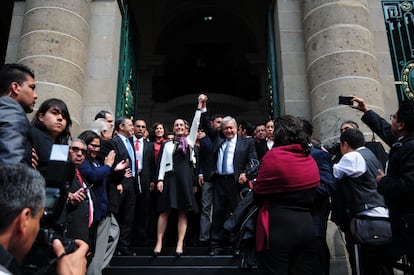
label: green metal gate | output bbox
[382,1,414,103]
[116,1,138,119]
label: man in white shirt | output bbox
[333,128,393,275]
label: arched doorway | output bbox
[128,0,270,127]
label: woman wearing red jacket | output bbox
[254,115,320,275]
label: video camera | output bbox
[23,145,78,275]
[314,142,341,156]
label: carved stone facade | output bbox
[5,0,397,143]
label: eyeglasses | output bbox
[89,143,100,148]
[70,146,87,155]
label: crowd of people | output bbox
[1,63,414,275]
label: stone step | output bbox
[103,246,260,275]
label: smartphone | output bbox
[84,184,93,191]
[338,96,353,105]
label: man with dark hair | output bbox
[132,119,155,245]
[352,96,414,268]
[238,120,254,138]
[254,122,267,161]
[0,63,37,166]
[101,117,136,256]
[210,114,223,130]
[0,163,89,275]
[197,114,222,246]
[340,120,388,169]
[333,128,393,274]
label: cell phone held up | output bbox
[338,96,353,105]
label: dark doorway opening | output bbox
[0,0,14,64]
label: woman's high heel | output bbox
[153,250,161,257]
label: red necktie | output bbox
[75,169,93,227]
[134,139,140,171]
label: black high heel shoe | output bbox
[153,250,161,257]
[175,251,183,258]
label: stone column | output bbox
[303,0,385,143]
[17,0,91,133]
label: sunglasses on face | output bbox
[70,146,87,155]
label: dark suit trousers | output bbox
[134,189,151,244]
[210,174,240,246]
[116,178,136,250]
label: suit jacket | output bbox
[362,110,414,214]
[197,136,214,179]
[201,112,258,183]
[131,137,155,192]
[100,135,135,213]
[255,138,268,161]
[78,159,111,222]
[66,174,95,244]
[0,96,32,166]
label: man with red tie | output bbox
[132,119,155,245]
[66,138,95,248]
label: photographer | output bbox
[0,163,89,275]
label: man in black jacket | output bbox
[201,107,258,256]
[352,95,414,268]
[132,119,155,245]
[101,117,136,256]
[0,63,37,167]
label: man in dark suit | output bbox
[66,138,95,247]
[201,110,258,256]
[101,117,136,256]
[254,122,267,161]
[132,119,155,245]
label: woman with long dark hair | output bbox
[31,98,72,174]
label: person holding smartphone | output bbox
[351,95,414,268]
[66,138,96,250]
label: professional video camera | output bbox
[23,145,78,275]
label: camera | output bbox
[314,142,341,156]
[23,155,77,274]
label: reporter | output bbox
[0,163,88,275]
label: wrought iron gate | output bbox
[382,1,414,103]
[116,1,138,119]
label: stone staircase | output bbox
[103,245,260,275]
[102,221,354,275]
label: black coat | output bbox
[201,113,258,182]
[362,110,414,214]
[100,135,135,214]
[0,96,32,166]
